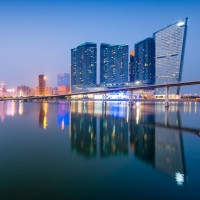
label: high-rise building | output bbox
[100,43,110,84]
[154,18,188,94]
[57,73,70,86]
[71,42,97,90]
[129,50,136,82]
[134,37,155,84]
[38,75,46,96]
[100,43,128,85]
[57,73,70,95]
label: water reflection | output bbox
[100,105,128,157]
[70,101,186,186]
[1,100,198,186]
[71,102,97,157]
[0,101,5,122]
[39,103,48,130]
[18,102,24,116]
[154,104,186,185]
[129,103,155,164]
[0,101,19,122]
[57,101,70,131]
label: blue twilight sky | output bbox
[0,0,200,93]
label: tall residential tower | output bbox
[100,43,128,85]
[129,50,136,82]
[134,37,155,84]
[71,42,97,91]
[38,75,46,96]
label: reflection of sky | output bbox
[57,101,70,130]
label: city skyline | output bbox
[1,0,200,94]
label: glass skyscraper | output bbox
[135,37,155,84]
[100,43,128,85]
[71,42,97,88]
[154,18,188,94]
[57,73,70,86]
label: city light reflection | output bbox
[6,101,16,117]
[57,101,70,131]
[175,172,184,186]
[39,103,48,130]
[1,100,199,187]
[18,102,24,116]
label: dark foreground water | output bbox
[0,101,200,200]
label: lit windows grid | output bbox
[100,44,128,85]
[71,43,97,88]
[154,18,188,94]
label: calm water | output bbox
[0,101,200,200]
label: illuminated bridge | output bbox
[1,80,200,107]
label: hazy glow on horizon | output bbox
[0,0,200,94]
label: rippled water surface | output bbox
[0,101,200,200]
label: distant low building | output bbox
[53,87,58,95]
[0,81,6,97]
[46,87,53,96]
[30,87,35,96]
[5,88,16,97]
[17,86,31,97]
[57,86,70,95]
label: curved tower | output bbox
[154,18,188,94]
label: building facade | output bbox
[0,81,6,97]
[134,37,155,84]
[17,86,31,97]
[38,74,46,96]
[154,18,188,94]
[100,43,128,85]
[129,50,136,82]
[71,42,97,91]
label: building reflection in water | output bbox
[70,101,129,158]
[155,104,186,186]
[0,101,18,122]
[70,101,186,185]
[39,103,48,130]
[129,102,155,164]
[57,101,70,131]
[18,102,24,116]
[0,101,25,123]
[0,101,6,122]
[130,102,186,186]
[6,101,16,117]
[0,100,189,185]
[71,101,96,158]
[100,102,128,157]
